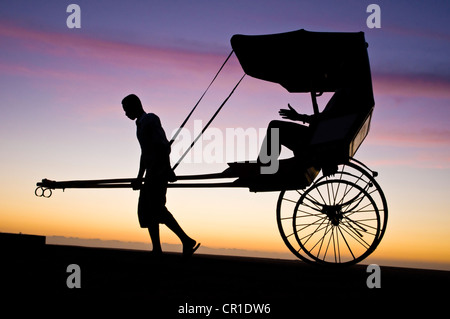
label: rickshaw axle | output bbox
[323,205,343,226]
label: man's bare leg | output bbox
[148,223,162,255]
[164,212,200,256]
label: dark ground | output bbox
[1,233,448,316]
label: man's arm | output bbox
[132,154,146,190]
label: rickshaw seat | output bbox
[306,106,373,167]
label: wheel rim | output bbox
[293,180,380,265]
[277,189,316,264]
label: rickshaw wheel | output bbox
[293,180,380,265]
[315,161,388,245]
[276,159,387,266]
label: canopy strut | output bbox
[172,73,245,171]
[169,50,235,146]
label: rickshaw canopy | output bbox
[231,29,373,96]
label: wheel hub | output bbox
[323,205,343,226]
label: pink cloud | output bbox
[365,155,450,169]
[372,73,450,99]
[369,127,450,147]
[0,20,238,75]
[0,20,247,110]
[364,126,450,168]
[387,24,450,43]
[3,20,450,100]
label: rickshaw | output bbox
[36,29,388,266]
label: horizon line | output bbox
[20,233,450,272]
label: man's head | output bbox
[122,94,145,120]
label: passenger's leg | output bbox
[258,120,309,162]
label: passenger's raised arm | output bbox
[279,104,312,124]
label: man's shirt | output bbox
[136,112,170,172]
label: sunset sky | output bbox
[1,0,449,270]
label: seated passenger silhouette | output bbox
[258,88,367,165]
[122,94,200,257]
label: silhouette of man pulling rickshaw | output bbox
[122,94,200,257]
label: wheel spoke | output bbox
[343,195,372,214]
[310,222,333,259]
[343,216,379,233]
[337,226,356,260]
[322,225,334,261]
[297,216,329,247]
[282,197,299,204]
[339,221,372,249]
[303,192,324,210]
[299,200,323,214]
[314,184,328,207]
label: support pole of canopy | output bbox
[172,74,246,171]
[169,50,234,146]
[310,92,322,115]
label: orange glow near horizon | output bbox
[3,181,450,269]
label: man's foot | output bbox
[182,240,200,258]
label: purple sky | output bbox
[1,0,449,269]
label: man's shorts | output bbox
[137,178,172,228]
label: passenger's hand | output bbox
[279,104,301,121]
